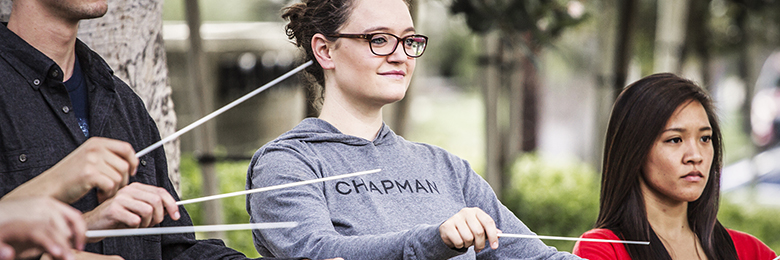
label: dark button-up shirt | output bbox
[0,23,293,260]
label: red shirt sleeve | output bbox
[573,229,632,260]
[727,229,777,260]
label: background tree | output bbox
[0,0,181,192]
[450,0,586,197]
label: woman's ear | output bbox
[312,33,335,70]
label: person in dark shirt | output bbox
[0,0,306,259]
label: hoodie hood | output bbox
[274,118,398,146]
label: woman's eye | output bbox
[370,36,388,45]
[701,136,712,142]
[665,137,682,144]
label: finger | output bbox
[455,220,474,249]
[102,151,131,188]
[48,212,74,248]
[464,213,486,252]
[103,139,138,177]
[130,183,179,221]
[155,187,180,221]
[0,242,14,260]
[107,196,147,228]
[56,203,86,250]
[124,200,154,228]
[475,211,499,250]
[439,222,462,248]
[125,184,168,225]
[28,229,65,260]
[89,161,122,201]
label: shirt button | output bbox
[62,106,70,113]
[33,79,41,86]
[51,70,59,78]
[18,154,27,163]
[141,160,147,166]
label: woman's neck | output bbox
[318,91,384,141]
[641,179,690,236]
[641,179,707,260]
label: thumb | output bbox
[0,242,15,260]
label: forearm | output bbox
[3,174,65,201]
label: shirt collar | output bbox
[0,22,60,90]
[0,23,116,92]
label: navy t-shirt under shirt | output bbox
[64,56,89,137]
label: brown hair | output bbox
[597,73,738,259]
[282,0,355,103]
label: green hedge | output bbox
[719,199,780,252]
[179,154,260,258]
[501,153,600,252]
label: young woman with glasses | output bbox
[572,73,777,260]
[245,0,581,259]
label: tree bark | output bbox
[184,0,224,240]
[613,0,637,99]
[735,6,754,137]
[592,0,619,170]
[484,31,504,198]
[683,0,712,90]
[653,0,689,73]
[0,2,9,21]
[519,33,540,153]
[0,0,181,193]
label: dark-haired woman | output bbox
[572,73,777,260]
[245,0,581,259]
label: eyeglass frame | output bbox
[326,32,428,58]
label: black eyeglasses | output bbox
[327,33,428,58]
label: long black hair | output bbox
[597,73,738,259]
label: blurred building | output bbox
[163,22,305,157]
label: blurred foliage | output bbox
[709,0,780,54]
[180,154,261,258]
[501,153,600,252]
[719,199,780,252]
[450,0,588,43]
[428,28,481,89]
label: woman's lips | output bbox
[682,171,704,182]
[379,70,406,79]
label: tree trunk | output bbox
[184,0,224,241]
[0,0,181,193]
[592,0,619,169]
[735,6,754,136]
[520,33,540,153]
[388,0,421,136]
[0,2,9,21]
[683,0,712,90]
[505,33,523,171]
[613,0,637,99]
[653,0,689,73]
[484,31,504,198]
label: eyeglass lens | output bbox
[369,33,427,57]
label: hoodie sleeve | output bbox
[246,144,465,260]
[455,158,582,260]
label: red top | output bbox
[573,228,777,260]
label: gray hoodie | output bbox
[246,118,581,260]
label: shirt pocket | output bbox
[0,147,62,196]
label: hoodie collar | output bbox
[279,118,399,146]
